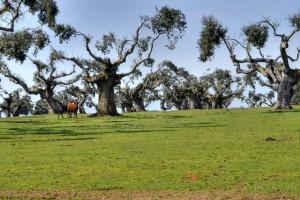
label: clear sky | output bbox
[1,0,300,110]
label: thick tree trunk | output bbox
[46,97,65,114]
[160,99,167,111]
[180,98,188,110]
[78,98,86,114]
[275,75,293,109]
[187,96,200,109]
[131,83,146,112]
[6,100,12,117]
[97,79,118,116]
[173,101,181,110]
[121,104,125,113]
[121,102,133,112]
[217,99,224,109]
[133,97,146,112]
[211,99,217,109]
[6,107,11,117]
[79,107,86,114]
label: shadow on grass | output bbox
[0,120,48,125]
[0,136,15,140]
[120,113,194,120]
[61,129,176,137]
[30,137,97,142]
[1,125,177,139]
[0,115,225,141]
[262,109,300,114]
[6,127,75,135]
[163,122,226,129]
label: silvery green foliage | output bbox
[289,12,300,29]
[0,29,49,62]
[24,0,58,28]
[201,69,244,108]
[95,32,116,55]
[54,24,77,43]
[198,16,227,62]
[151,6,187,49]
[243,24,269,48]
[0,89,33,117]
[241,90,275,107]
[198,12,300,109]
[0,0,58,61]
[0,0,58,31]
[32,99,48,115]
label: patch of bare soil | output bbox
[0,190,298,200]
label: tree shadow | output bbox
[0,136,15,140]
[4,127,76,136]
[114,129,175,134]
[162,122,226,129]
[29,137,97,142]
[262,109,300,114]
[0,120,48,125]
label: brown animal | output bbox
[67,100,78,118]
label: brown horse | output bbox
[67,100,78,118]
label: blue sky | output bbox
[52,0,300,75]
[2,0,300,110]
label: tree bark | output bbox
[5,98,12,117]
[45,96,66,114]
[275,75,293,109]
[180,98,188,110]
[187,96,201,109]
[96,78,119,116]
[133,97,146,112]
[78,97,86,114]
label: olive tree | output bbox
[149,61,198,110]
[241,90,275,108]
[201,69,243,109]
[57,6,187,116]
[0,51,80,114]
[0,0,60,62]
[32,98,48,115]
[0,88,33,117]
[198,13,300,109]
[115,85,134,113]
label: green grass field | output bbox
[0,108,300,199]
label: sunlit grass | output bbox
[0,107,300,196]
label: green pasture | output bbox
[0,108,300,196]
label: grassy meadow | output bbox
[0,107,300,198]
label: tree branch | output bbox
[0,1,22,32]
[117,34,160,78]
[54,74,81,86]
[0,65,39,95]
[288,48,300,62]
[287,28,300,41]
[52,65,76,79]
[222,38,274,74]
[113,19,149,66]
[75,32,109,64]
[259,20,284,38]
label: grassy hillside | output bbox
[0,108,300,198]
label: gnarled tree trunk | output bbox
[132,97,146,112]
[78,97,86,114]
[96,78,119,116]
[275,75,292,109]
[275,70,300,109]
[45,96,66,114]
[187,96,201,109]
